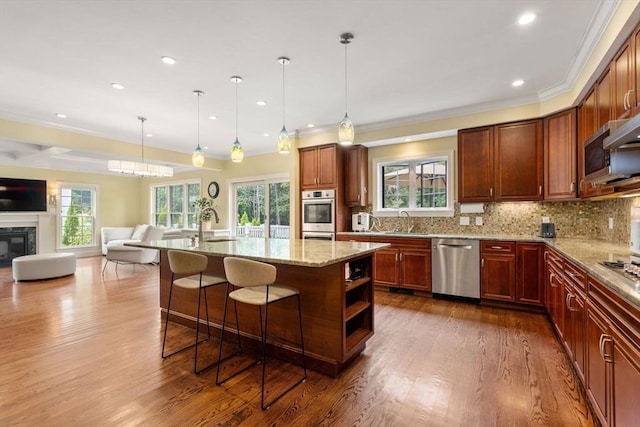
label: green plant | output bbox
[193,197,219,223]
[239,211,249,226]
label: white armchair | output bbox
[101,224,165,255]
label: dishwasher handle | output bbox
[436,243,474,250]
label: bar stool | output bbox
[216,256,307,410]
[162,250,239,374]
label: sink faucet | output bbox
[398,210,414,233]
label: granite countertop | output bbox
[339,231,640,309]
[127,237,389,268]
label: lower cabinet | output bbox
[371,237,431,292]
[516,242,544,305]
[481,241,516,301]
[586,276,640,427]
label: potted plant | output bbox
[193,197,219,240]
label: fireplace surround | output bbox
[0,227,36,267]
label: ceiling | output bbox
[0,0,629,174]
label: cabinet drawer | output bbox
[481,241,515,254]
[546,248,563,271]
[564,259,587,292]
[370,236,431,249]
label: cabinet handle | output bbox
[481,258,484,268]
[565,293,571,308]
[357,194,360,201]
[544,251,548,261]
[570,182,575,192]
[539,185,542,196]
[549,272,557,287]
[364,187,367,194]
[601,335,613,363]
[399,253,403,262]
[579,179,584,192]
[490,187,493,197]
[566,293,578,312]
[395,253,398,262]
[624,91,629,110]
[599,334,605,360]
[490,245,503,249]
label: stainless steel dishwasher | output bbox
[431,238,480,299]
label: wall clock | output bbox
[207,181,219,199]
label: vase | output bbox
[198,220,204,243]
[202,220,212,231]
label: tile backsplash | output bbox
[367,196,639,244]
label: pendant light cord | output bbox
[282,60,286,127]
[235,81,239,139]
[139,116,146,162]
[344,40,348,114]
[197,92,201,147]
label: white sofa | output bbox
[100,224,165,256]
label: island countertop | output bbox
[127,237,389,267]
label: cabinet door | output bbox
[597,69,612,129]
[317,145,337,188]
[458,127,493,202]
[563,284,575,358]
[481,253,515,301]
[573,292,586,383]
[300,147,319,189]
[374,248,400,286]
[578,89,598,198]
[612,39,634,120]
[586,302,611,427]
[544,109,577,200]
[494,120,543,201]
[547,263,565,337]
[345,145,368,207]
[612,328,640,427]
[400,249,431,291]
[516,243,544,305]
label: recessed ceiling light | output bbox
[55,113,66,118]
[518,12,536,25]
[256,100,267,106]
[307,123,315,128]
[203,146,209,150]
[209,115,217,120]
[161,56,176,65]
[111,83,124,90]
[512,79,525,87]
[263,133,270,137]
[146,133,153,138]
[404,138,412,142]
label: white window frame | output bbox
[373,150,455,217]
[228,173,290,237]
[56,182,98,250]
[150,179,201,229]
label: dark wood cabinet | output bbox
[597,69,613,130]
[544,109,577,200]
[300,144,339,190]
[344,145,368,207]
[611,327,640,426]
[458,120,543,203]
[480,241,515,302]
[458,127,493,202]
[612,39,634,120]
[369,236,431,292]
[586,299,611,427]
[634,25,640,112]
[545,248,566,338]
[515,242,544,305]
[494,120,544,201]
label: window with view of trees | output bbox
[376,153,452,214]
[152,181,200,228]
[59,184,96,248]
[233,178,289,238]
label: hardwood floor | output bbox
[0,256,595,426]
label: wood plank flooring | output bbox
[0,256,595,426]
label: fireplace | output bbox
[0,227,36,268]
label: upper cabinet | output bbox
[544,108,577,200]
[458,119,543,203]
[344,145,368,207]
[300,144,339,190]
[612,38,635,120]
[596,68,613,129]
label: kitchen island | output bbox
[128,237,389,377]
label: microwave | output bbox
[584,121,640,185]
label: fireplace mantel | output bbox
[0,213,55,254]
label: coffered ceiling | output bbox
[0,0,634,174]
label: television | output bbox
[0,178,47,212]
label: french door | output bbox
[232,178,290,239]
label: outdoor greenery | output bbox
[235,182,290,226]
[61,188,93,246]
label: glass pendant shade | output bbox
[338,113,354,145]
[192,144,205,167]
[277,126,290,154]
[230,138,243,162]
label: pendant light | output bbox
[108,116,173,177]
[230,76,244,163]
[338,32,354,145]
[277,57,291,154]
[192,90,205,167]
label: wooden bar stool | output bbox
[216,256,307,410]
[162,250,240,374]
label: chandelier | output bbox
[108,116,173,177]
